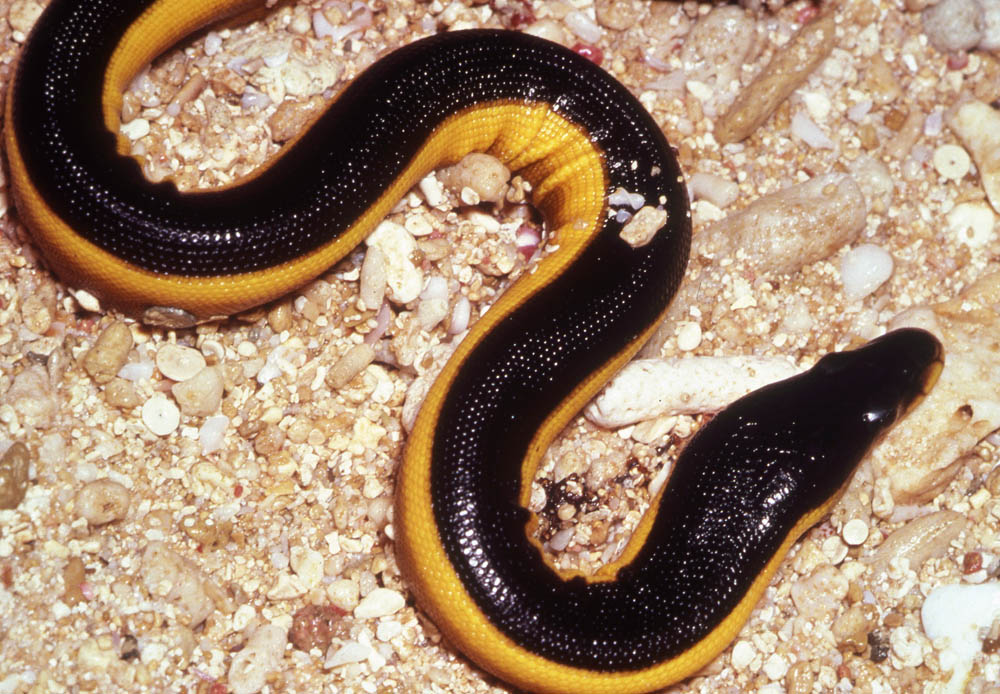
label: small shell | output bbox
[354,587,405,619]
[141,394,181,436]
[932,144,972,180]
[156,343,206,381]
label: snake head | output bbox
[812,327,943,437]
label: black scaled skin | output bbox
[7,0,944,683]
[431,327,942,670]
[10,3,689,278]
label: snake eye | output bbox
[862,404,897,430]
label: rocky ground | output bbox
[2,0,1000,693]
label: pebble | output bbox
[791,111,835,150]
[76,638,116,671]
[289,546,324,590]
[948,101,1000,214]
[404,213,435,237]
[204,31,222,55]
[449,295,471,334]
[418,173,446,207]
[62,556,86,606]
[257,343,298,385]
[680,6,756,89]
[762,653,789,681]
[253,423,285,457]
[619,206,667,248]
[548,527,574,551]
[367,365,396,404]
[118,357,154,382]
[70,288,102,312]
[832,603,873,653]
[982,0,1000,50]
[731,640,756,669]
[267,573,306,600]
[359,246,387,311]
[477,242,518,275]
[630,415,677,445]
[199,415,229,455]
[327,344,375,390]
[821,535,849,564]
[802,91,832,123]
[367,496,391,527]
[459,186,481,205]
[268,96,323,143]
[0,442,31,510]
[82,321,133,385]
[140,541,215,627]
[228,624,287,694]
[74,479,130,525]
[365,221,422,304]
[278,59,334,98]
[267,303,293,333]
[586,355,799,427]
[925,108,946,137]
[327,578,361,612]
[354,587,405,619]
[891,624,928,668]
[156,343,206,381]
[840,244,894,300]
[609,186,645,210]
[7,0,43,38]
[325,640,371,668]
[289,605,345,652]
[37,434,64,469]
[675,321,702,351]
[921,0,984,53]
[120,118,150,140]
[565,10,602,43]
[923,583,1000,693]
[847,99,873,123]
[687,172,740,209]
[594,0,638,29]
[6,365,57,428]
[376,620,402,642]
[848,154,895,213]
[417,276,450,330]
[523,19,569,46]
[437,153,510,204]
[104,378,142,409]
[141,394,181,436]
[790,564,848,620]
[242,88,271,112]
[171,366,224,417]
[933,144,972,180]
[20,293,52,335]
